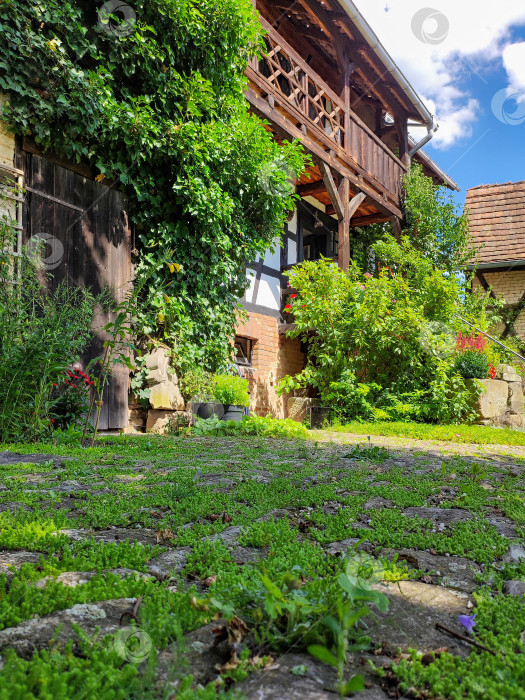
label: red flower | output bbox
[301,305,306,309]
[489,364,496,379]
[291,294,297,299]
[70,384,78,389]
[53,383,58,387]
[284,305,292,312]
[51,419,55,423]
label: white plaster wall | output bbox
[253,273,280,310]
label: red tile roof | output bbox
[466,181,525,265]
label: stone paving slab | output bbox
[0,598,137,658]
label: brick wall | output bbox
[473,271,525,338]
[236,311,305,418]
[0,95,15,168]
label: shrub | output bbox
[191,414,309,439]
[0,279,97,442]
[278,238,490,424]
[212,374,250,406]
[179,368,214,402]
[50,367,95,430]
[0,219,97,441]
[453,350,490,379]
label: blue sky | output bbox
[352,0,525,205]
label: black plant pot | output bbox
[194,402,224,420]
[222,405,245,422]
[310,406,331,430]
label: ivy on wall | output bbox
[0,0,307,370]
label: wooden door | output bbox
[19,149,132,430]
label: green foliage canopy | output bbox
[0,0,306,370]
[402,163,474,273]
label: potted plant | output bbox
[212,374,250,422]
[179,369,221,420]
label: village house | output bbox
[234,0,458,418]
[0,1,459,428]
[466,181,525,345]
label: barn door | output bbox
[19,150,132,430]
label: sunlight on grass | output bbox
[331,421,525,446]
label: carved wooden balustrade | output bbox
[246,19,407,210]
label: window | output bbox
[234,336,253,367]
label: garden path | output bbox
[0,434,523,698]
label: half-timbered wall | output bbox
[237,210,308,417]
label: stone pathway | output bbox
[0,433,523,698]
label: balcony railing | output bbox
[247,19,407,204]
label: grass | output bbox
[331,420,525,446]
[0,433,523,698]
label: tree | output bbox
[402,163,474,273]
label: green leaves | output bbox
[0,0,308,372]
[307,644,338,667]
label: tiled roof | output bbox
[466,181,525,265]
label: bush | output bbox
[453,350,490,379]
[0,199,97,442]
[179,368,214,402]
[212,374,250,406]
[50,367,95,430]
[192,414,309,439]
[278,237,491,424]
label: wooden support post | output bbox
[396,114,410,167]
[348,192,366,219]
[319,161,344,221]
[338,177,350,271]
[390,215,402,242]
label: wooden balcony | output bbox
[246,18,407,218]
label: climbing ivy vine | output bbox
[0,0,307,370]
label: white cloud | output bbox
[351,0,525,148]
[502,42,525,92]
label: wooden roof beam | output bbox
[296,179,326,197]
[295,0,347,67]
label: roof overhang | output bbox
[411,139,460,191]
[467,261,525,272]
[336,0,435,127]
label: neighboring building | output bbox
[466,181,525,343]
[235,0,458,417]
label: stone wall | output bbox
[470,364,525,427]
[235,311,306,418]
[473,272,525,339]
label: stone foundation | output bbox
[469,364,525,427]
